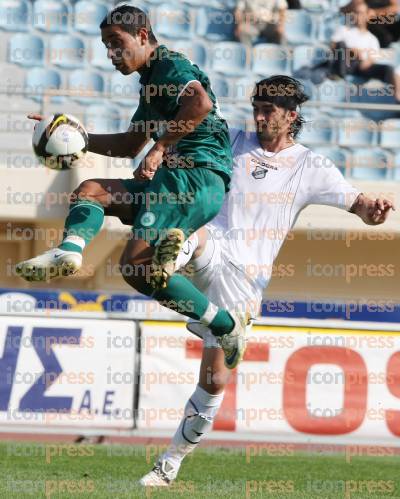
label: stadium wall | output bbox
[0,290,399,447]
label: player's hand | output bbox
[357,195,395,225]
[133,142,165,181]
[27,113,45,121]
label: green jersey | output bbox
[130,45,232,185]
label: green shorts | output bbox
[120,167,226,245]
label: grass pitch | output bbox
[1,441,400,498]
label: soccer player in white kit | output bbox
[139,76,394,486]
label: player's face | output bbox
[101,25,147,74]
[252,101,291,141]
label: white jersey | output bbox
[208,129,361,291]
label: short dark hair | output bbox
[100,5,158,45]
[252,76,309,138]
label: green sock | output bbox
[58,200,104,253]
[152,274,234,335]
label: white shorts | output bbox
[184,230,262,348]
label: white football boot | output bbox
[217,310,252,369]
[150,228,185,289]
[15,248,82,282]
[139,458,179,487]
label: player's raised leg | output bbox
[119,169,250,369]
[15,178,144,281]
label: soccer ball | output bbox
[32,113,89,170]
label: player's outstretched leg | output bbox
[15,179,134,282]
[139,346,228,487]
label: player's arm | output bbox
[134,81,213,180]
[87,129,149,158]
[28,113,150,159]
[349,193,395,225]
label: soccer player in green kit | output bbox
[16,4,249,368]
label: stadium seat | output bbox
[292,45,330,73]
[169,40,207,69]
[379,119,400,149]
[0,0,29,32]
[49,35,86,69]
[298,117,334,145]
[33,0,70,33]
[251,44,291,76]
[220,106,248,130]
[317,79,348,104]
[317,13,343,43]
[284,10,315,45]
[110,71,141,105]
[154,4,192,39]
[211,42,247,76]
[232,77,255,101]
[8,34,45,67]
[25,68,62,102]
[393,151,400,180]
[195,7,235,41]
[68,70,104,103]
[85,104,121,134]
[337,118,378,147]
[74,1,109,36]
[90,37,114,72]
[208,75,232,99]
[350,147,390,180]
[312,146,350,175]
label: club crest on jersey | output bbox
[251,165,267,179]
[250,158,278,179]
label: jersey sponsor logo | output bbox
[140,212,156,227]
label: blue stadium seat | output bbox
[90,37,113,71]
[68,70,104,103]
[350,147,390,180]
[393,151,400,180]
[252,44,291,76]
[292,44,330,73]
[298,117,334,145]
[312,146,350,175]
[8,33,44,67]
[110,71,141,105]
[49,35,86,69]
[169,40,207,69]
[0,0,29,32]
[211,42,247,76]
[33,0,70,33]
[209,75,232,99]
[284,10,315,45]
[380,119,400,149]
[337,118,378,147]
[232,77,255,101]
[317,13,343,43]
[25,68,62,102]
[74,1,109,35]
[220,106,248,130]
[195,7,235,41]
[317,80,348,104]
[85,104,121,134]
[154,4,192,39]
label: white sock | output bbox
[160,384,224,469]
[175,233,199,271]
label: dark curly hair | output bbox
[252,75,309,138]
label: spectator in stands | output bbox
[330,1,400,100]
[341,0,400,48]
[234,0,288,45]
